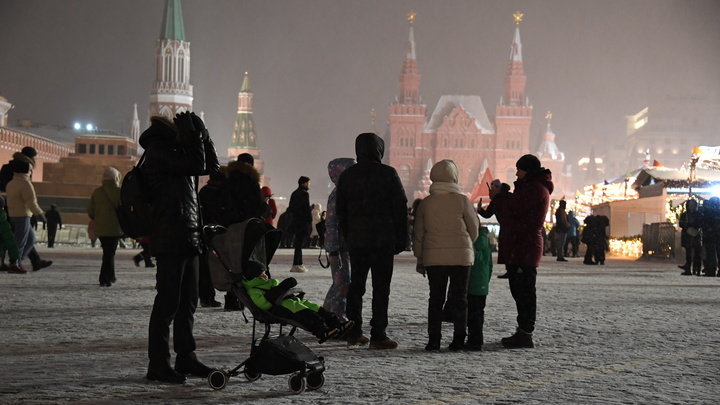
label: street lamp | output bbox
[689,153,700,196]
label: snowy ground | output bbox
[1,245,718,404]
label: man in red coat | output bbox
[490,154,553,348]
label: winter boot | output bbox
[425,334,441,352]
[501,328,534,349]
[448,334,466,352]
[224,292,242,311]
[465,335,483,351]
[28,249,52,271]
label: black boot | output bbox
[224,292,242,311]
[448,334,466,352]
[501,329,534,348]
[28,249,52,271]
[425,334,441,352]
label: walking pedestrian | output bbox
[44,204,62,248]
[87,167,123,287]
[678,199,703,276]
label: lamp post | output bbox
[689,153,700,196]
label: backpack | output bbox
[0,163,14,192]
[116,153,153,239]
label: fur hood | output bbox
[226,160,261,184]
[12,151,36,168]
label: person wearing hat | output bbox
[0,146,37,192]
[5,159,52,271]
[288,176,312,273]
[87,167,123,287]
[44,203,63,248]
[489,153,553,348]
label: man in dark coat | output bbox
[336,132,408,349]
[701,197,720,277]
[490,154,553,348]
[288,176,312,273]
[141,113,220,384]
[678,199,703,276]
[44,204,62,248]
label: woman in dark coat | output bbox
[490,154,553,348]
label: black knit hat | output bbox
[516,154,541,173]
[12,160,30,174]
[21,146,37,158]
[298,176,310,185]
[243,260,267,280]
[238,153,254,166]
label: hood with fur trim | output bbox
[226,159,261,183]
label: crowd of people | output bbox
[10,111,712,387]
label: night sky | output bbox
[1,0,719,203]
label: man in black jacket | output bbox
[336,132,408,349]
[288,176,312,273]
[141,113,220,384]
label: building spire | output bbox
[502,12,527,106]
[241,71,250,92]
[149,0,192,120]
[131,103,140,144]
[230,71,258,149]
[398,11,421,105]
[160,0,186,40]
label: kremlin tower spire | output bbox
[228,72,266,181]
[503,12,528,107]
[149,0,193,121]
[131,103,140,144]
[388,11,428,198]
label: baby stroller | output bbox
[204,218,326,394]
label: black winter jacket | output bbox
[288,185,311,235]
[139,116,220,256]
[336,133,408,252]
[220,160,266,226]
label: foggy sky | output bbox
[1,0,719,204]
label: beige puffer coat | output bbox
[413,160,479,267]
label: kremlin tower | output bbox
[149,0,193,121]
[228,72,267,184]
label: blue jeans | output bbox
[10,216,35,260]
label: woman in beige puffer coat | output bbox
[413,159,479,352]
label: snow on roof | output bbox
[643,167,720,182]
[424,95,493,133]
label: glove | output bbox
[416,262,426,277]
[190,112,209,141]
[265,277,298,303]
[173,112,201,142]
[328,254,341,270]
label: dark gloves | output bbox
[265,277,298,304]
[190,112,209,141]
[173,111,204,144]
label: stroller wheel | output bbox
[306,372,325,391]
[288,372,306,394]
[243,368,262,382]
[208,370,228,390]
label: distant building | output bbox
[387,12,569,199]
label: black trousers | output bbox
[148,248,199,367]
[467,294,487,344]
[292,233,307,265]
[506,265,537,333]
[198,250,215,301]
[47,224,59,248]
[346,248,394,341]
[98,237,119,284]
[426,265,470,339]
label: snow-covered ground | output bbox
[1,246,718,404]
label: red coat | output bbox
[492,169,553,267]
